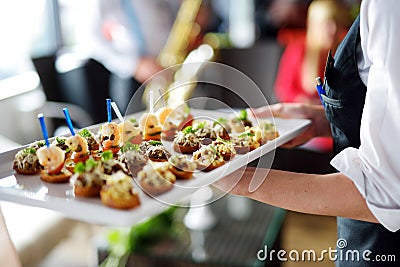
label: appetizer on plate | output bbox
[214,117,231,133]
[191,121,219,145]
[169,103,194,130]
[99,122,121,154]
[71,158,104,197]
[66,134,90,163]
[140,141,170,162]
[258,121,280,142]
[52,137,71,158]
[147,145,171,162]
[137,163,176,195]
[122,147,148,177]
[173,126,200,154]
[118,119,142,145]
[79,129,100,151]
[245,122,279,145]
[212,121,230,141]
[228,109,253,133]
[168,155,197,179]
[36,145,72,183]
[101,150,129,175]
[211,139,236,161]
[139,113,162,141]
[13,141,45,175]
[231,132,260,154]
[192,145,225,172]
[156,107,179,141]
[100,171,141,210]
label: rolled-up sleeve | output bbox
[330,0,400,232]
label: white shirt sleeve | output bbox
[331,0,400,232]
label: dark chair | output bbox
[32,53,116,127]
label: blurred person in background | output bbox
[255,0,311,39]
[273,0,351,152]
[87,0,218,112]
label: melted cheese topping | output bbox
[103,171,138,200]
[138,163,176,187]
[70,164,104,187]
[174,132,200,146]
[212,140,235,156]
[13,148,40,171]
[169,155,197,172]
[193,145,224,166]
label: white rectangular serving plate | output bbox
[0,109,310,226]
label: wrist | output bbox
[309,105,332,137]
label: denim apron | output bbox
[323,16,400,266]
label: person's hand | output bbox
[248,103,332,148]
[134,57,164,83]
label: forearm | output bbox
[214,167,377,223]
[0,207,21,267]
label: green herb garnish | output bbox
[238,132,255,138]
[121,143,140,152]
[238,110,248,121]
[182,126,196,134]
[148,140,162,146]
[37,141,46,147]
[56,137,66,145]
[209,145,221,158]
[79,129,92,138]
[85,158,98,171]
[216,136,231,143]
[74,162,86,174]
[23,147,36,154]
[101,150,114,161]
[129,118,137,123]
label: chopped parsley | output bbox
[238,132,255,138]
[216,136,231,143]
[209,145,221,157]
[238,110,248,121]
[75,158,99,174]
[148,140,162,146]
[182,126,196,134]
[101,150,114,161]
[23,147,36,154]
[56,137,66,145]
[74,162,86,174]
[37,141,46,147]
[85,158,98,171]
[129,118,137,123]
[121,143,140,152]
[79,129,92,138]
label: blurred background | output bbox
[0,0,360,266]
